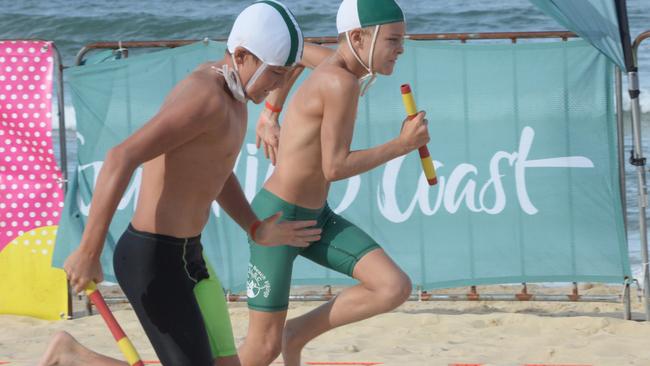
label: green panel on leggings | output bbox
[194,259,237,357]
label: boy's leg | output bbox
[39,255,240,366]
[113,226,216,366]
[38,331,126,366]
[197,259,241,366]
[239,309,288,366]
[282,213,412,366]
[239,189,303,365]
[239,241,298,365]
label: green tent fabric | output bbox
[529,0,633,71]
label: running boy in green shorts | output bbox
[38,2,320,366]
[239,1,429,365]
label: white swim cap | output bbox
[227,0,304,67]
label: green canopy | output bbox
[530,0,634,72]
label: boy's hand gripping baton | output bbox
[400,84,437,185]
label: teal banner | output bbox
[54,39,631,291]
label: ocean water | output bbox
[2,0,650,284]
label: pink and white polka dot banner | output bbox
[0,40,64,253]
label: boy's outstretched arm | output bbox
[216,172,321,248]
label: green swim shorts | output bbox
[247,188,381,312]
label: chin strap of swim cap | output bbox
[243,60,269,97]
[345,25,380,96]
[213,53,269,103]
[212,56,246,103]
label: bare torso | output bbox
[265,63,355,209]
[131,63,247,237]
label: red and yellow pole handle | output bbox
[400,84,437,186]
[85,282,144,366]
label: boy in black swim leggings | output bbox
[39,2,321,366]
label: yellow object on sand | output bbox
[0,226,68,320]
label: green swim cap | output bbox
[336,0,405,33]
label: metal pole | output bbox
[48,42,73,320]
[73,31,578,66]
[631,30,650,321]
[97,292,623,305]
[616,67,632,320]
[52,43,68,193]
[627,69,650,321]
[624,279,632,320]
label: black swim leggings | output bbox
[113,224,221,366]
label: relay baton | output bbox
[400,84,437,185]
[85,282,144,366]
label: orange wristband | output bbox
[249,220,262,241]
[265,100,282,114]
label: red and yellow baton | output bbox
[85,282,144,366]
[400,84,437,185]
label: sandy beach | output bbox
[1,283,649,366]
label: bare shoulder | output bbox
[313,64,360,99]
[160,64,228,123]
